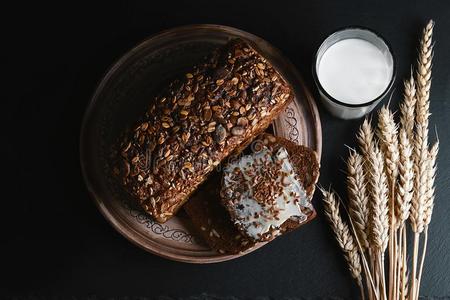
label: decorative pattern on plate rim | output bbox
[283,106,300,144]
[121,198,197,244]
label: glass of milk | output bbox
[313,27,395,119]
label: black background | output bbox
[2,1,449,299]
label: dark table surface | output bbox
[2,1,449,299]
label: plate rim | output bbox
[80,24,322,264]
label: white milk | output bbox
[317,38,393,104]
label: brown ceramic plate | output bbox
[80,24,322,263]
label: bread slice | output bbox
[115,39,294,223]
[184,173,256,254]
[183,133,320,253]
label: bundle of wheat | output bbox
[322,20,439,300]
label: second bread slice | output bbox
[184,133,320,254]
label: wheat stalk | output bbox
[412,21,434,228]
[322,189,363,297]
[397,67,418,300]
[410,19,434,300]
[410,19,434,233]
[347,151,370,250]
[367,143,389,300]
[396,225,410,300]
[377,105,401,299]
[410,19,434,234]
[399,259,409,300]
[415,141,439,299]
[356,117,378,299]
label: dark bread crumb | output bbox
[184,174,255,254]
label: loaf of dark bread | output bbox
[184,133,320,253]
[115,39,294,222]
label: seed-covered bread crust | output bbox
[115,39,294,222]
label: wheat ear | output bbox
[400,73,417,141]
[377,106,399,188]
[410,122,429,235]
[358,118,374,160]
[368,143,389,252]
[397,126,414,300]
[398,71,416,227]
[357,118,375,206]
[423,141,439,226]
[415,20,434,127]
[322,189,362,283]
[397,129,414,300]
[397,129,414,227]
[347,150,370,250]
